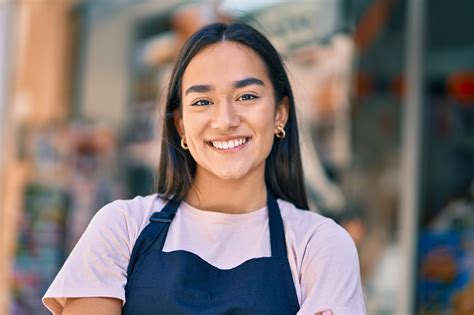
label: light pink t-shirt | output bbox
[43,194,366,314]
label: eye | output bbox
[237,94,258,101]
[191,99,213,106]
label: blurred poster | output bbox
[11,184,69,315]
[417,230,474,315]
[66,122,122,250]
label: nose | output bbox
[210,99,240,131]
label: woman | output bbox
[43,23,366,314]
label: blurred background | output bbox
[0,0,473,314]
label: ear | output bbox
[173,110,185,137]
[275,96,289,127]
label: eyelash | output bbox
[238,94,258,101]
[191,99,213,106]
[190,94,258,106]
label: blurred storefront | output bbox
[0,0,472,314]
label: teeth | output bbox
[211,138,248,150]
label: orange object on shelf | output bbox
[447,71,474,106]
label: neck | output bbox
[185,168,267,214]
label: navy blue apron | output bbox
[123,192,300,314]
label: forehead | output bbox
[182,41,271,89]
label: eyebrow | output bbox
[233,77,265,89]
[185,84,213,96]
[184,77,265,96]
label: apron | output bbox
[122,191,300,314]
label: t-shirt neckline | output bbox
[179,200,269,223]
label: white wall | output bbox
[0,1,14,166]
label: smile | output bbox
[207,137,251,150]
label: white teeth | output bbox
[211,138,248,150]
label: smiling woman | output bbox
[42,23,366,315]
[176,41,288,199]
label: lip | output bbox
[206,135,252,142]
[205,136,252,153]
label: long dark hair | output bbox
[156,22,309,210]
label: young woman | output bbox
[43,23,366,315]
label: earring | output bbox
[275,124,286,139]
[180,137,189,150]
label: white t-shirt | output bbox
[43,194,366,314]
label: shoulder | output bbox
[92,193,167,224]
[278,199,357,260]
[278,199,331,227]
[95,193,163,220]
[90,193,166,246]
[278,199,347,239]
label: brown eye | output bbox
[191,99,212,106]
[238,94,258,101]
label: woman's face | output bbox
[175,41,288,182]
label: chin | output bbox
[212,168,249,181]
[216,172,246,181]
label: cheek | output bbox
[257,117,277,153]
[255,106,277,132]
[182,114,202,139]
[263,130,276,154]
[181,115,207,161]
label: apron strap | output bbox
[267,191,288,259]
[126,197,180,278]
[267,190,300,309]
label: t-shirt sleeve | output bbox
[297,220,367,315]
[42,201,132,314]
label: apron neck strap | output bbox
[267,190,287,258]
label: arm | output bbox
[298,220,366,314]
[63,297,122,315]
[43,201,132,314]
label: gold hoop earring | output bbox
[275,124,286,139]
[180,137,189,150]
